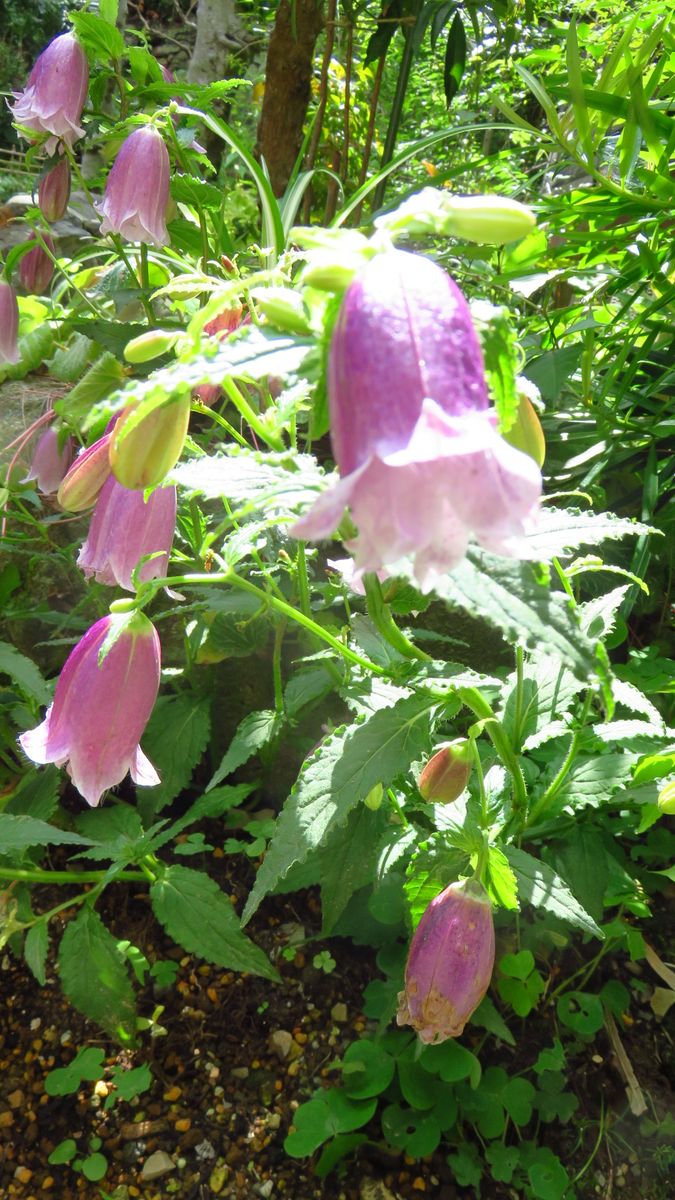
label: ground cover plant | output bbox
[0,1,673,1197]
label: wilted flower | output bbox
[0,282,20,365]
[11,32,88,155]
[418,740,472,804]
[292,250,541,589]
[24,426,74,494]
[95,126,170,247]
[397,878,495,1043]
[38,158,71,222]
[78,477,176,591]
[19,236,55,295]
[57,431,113,512]
[19,610,161,808]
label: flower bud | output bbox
[419,741,472,803]
[0,282,20,365]
[57,432,113,512]
[503,392,546,467]
[38,159,71,222]
[19,610,161,807]
[251,287,310,334]
[110,396,191,490]
[123,329,178,364]
[657,780,675,815]
[95,125,170,247]
[11,32,88,155]
[437,194,536,245]
[397,878,495,1043]
[363,782,383,811]
[192,383,223,408]
[24,426,74,494]
[19,236,55,296]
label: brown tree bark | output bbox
[256,0,325,197]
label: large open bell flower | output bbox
[11,32,88,155]
[95,125,170,247]
[19,611,161,808]
[397,878,495,1043]
[292,249,541,590]
[78,477,177,591]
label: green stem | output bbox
[387,787,409,827]
[190,401,249,448]
[26,888,93,929]
[221,377,284,451]
[553,556,576,602]
[272,619,286,712]
[139,242,155,323]
[527,691,593,827]
[512,646,525,751]
[295,541,311,619]
[364,574,431,661]
[0,867,146,885]
[31,226,102,317]
[110,235,155,324]
[470,737,489,828]
[144,569,385,676]
[460,687,528,814]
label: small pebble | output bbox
[331,1003,348,1023]
[140,1150,176,1181]
[14,1167,33,1184]
[164,1086,181,1102]
[8,1090,24,1109]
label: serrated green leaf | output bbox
[207,709,281,791]
[24,922,48,985]
[500,653,584,749]
[554,752,635,812]
[506,846,602,939]
[150,865,278,980]
[485,845,519,910]
[6,768,60,820]
[70,10,124,60]
[523,508,655,560]
[549,827,609,924]
[0,815,91,854]
[172,446,323,521]
[58,908,136,1040]
[0,641,51,704]
[137,695,211,815]
[54,351,125,426]
[320,805,387,932]
[242,693,435,924]
[426,550,595,680]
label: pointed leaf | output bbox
[58,907,136,1039]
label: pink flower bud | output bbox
[418,740,472,803]
[18,236,55,295]
[19,611,161,808]
[11,32,88,155]
[192,383,223,408]
[0,282,20,365]
[38,159,71,222]
[57,432,113,512]
[292,250,541,589]
[78,477,176,591]
[24,427,74,494]
[397,879,495,1043]
[95,126,170,247]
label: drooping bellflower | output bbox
[397,878,495,1043]
[24,426,74,494]
[95,126,170,247]
[38,158,71,222]
[18,236,55,295]
[78,477,177,591]
[292,250,541,589]
[0,282,20,365]
[11,32,88,155]
[19,611,161,808]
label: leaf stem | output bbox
[527,691,593,827]
[0,867,146,885]
[460,687,528,813]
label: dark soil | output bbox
[1,846,674,1200]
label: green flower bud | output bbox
[657,780,675,815]
[440,194,536,245]
[251,287,311,335]
[124,329,178,364]
[110,396,190,490]
[364,782,384,811]
[503,392,546,467]
[419,740,472,804]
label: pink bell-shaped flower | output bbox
[0,282,20,365]
[57,431,113,512]
[19,610,161,808]
[95,126,170,247]
[24,426,74,494]
[11,32,89,155]
[19,236,55,295]
[38,158,71,222]
[292,250,541,589]
[78,477,177,591]
[397,878,495,1043]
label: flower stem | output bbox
[527,691,593,827]
[0,867,146,885]
[364,574,431,661]
[460,687,528,813]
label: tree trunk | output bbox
[256,0,324,197]
[188,0,248,84]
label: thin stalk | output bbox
[190,401,250,448]
[512,646,525,751]
[110,234,155,324]
[295,541,311,618]
[372,11,420,210]
[221,377,284,451]
[0,867,146,885]
[387,787,409,827]
[527,691,593,827]
[470,738,489,828]
[144,569,386,676]
[364,573,431,661]
[460,687,528,814]
[139,242,155,323]
[30,226,102,317]
[353,54,385,224]
[272,619,287,712]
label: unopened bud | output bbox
[19,237,55,295]
[57,433,113,512]
[252,287,310,334]
[110,395,191,490]
[657,780,675,815]
[364,782,383,811]
[441,194,536,245]
[123,329,178,364]
[419,740,472,804]
[38,159,71,222]
[503,392,546,467]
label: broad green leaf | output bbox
[70,11,124,60]
[506,846,602,939]
[427,550,596,681]
[58,908,136,1039]
[54,351,125,426]
[485,846,519,910]
[522,509,655,561]
[0,815,91,853]
[172,446,323,521]
[470,996,515,1046]
[24,922,48,985]
[6,768,60,820]
[500,653,583,750]
[523,344,581,400]
[137,695,211,815]
[553,753,635,812]
[150,865,278,980]
[320,804,388,932]
[242,693,435,924]
[0,641,50,704]
[443,13,466,107]
[341,1039,395,1099]
[549,827,609,924]
[207,709,281,791]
